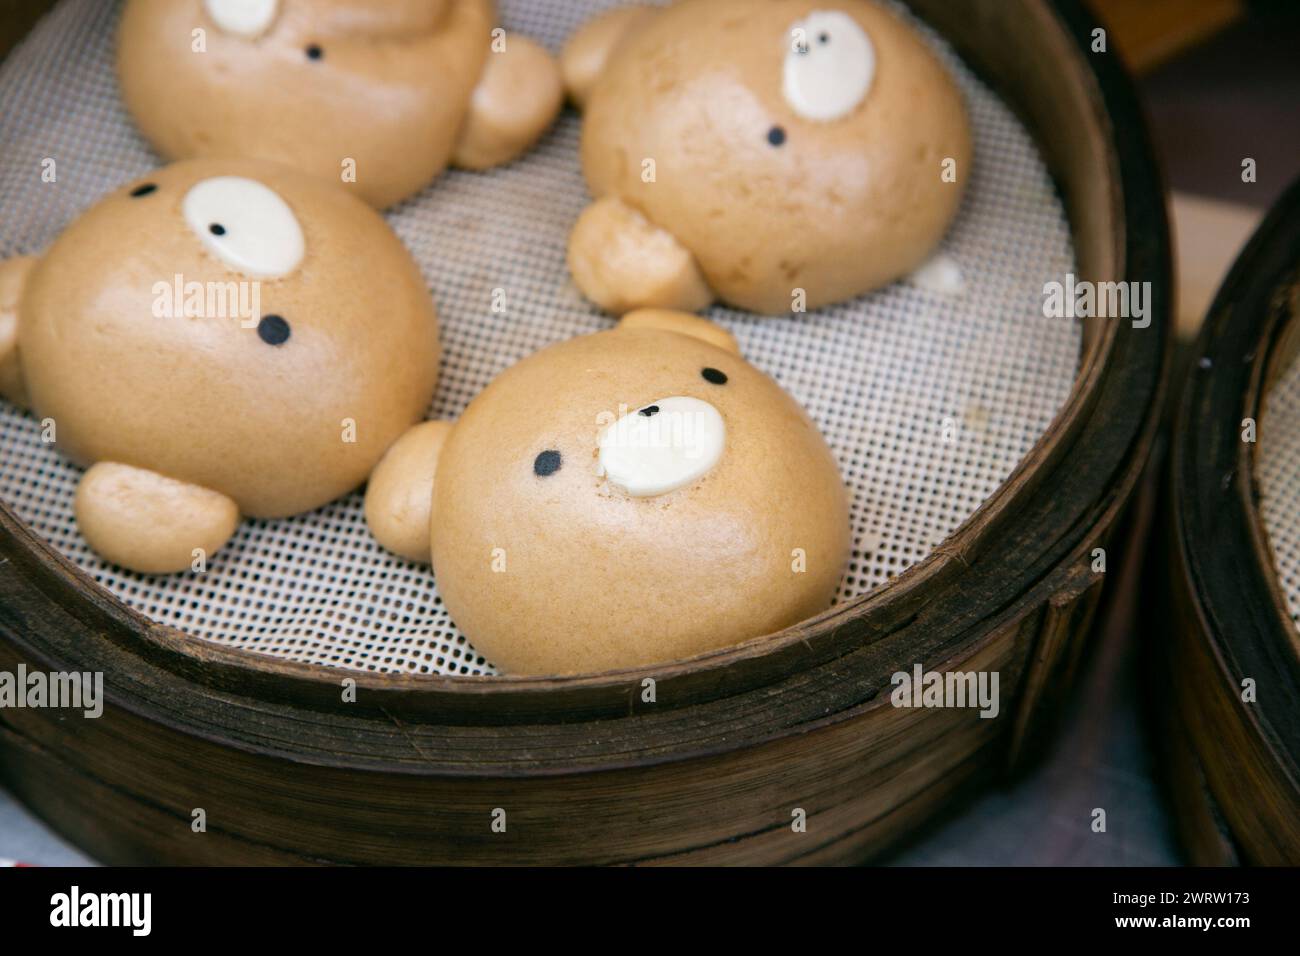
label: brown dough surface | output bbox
[117,0,494,209]
[17,157,440,518]
[430,323,849,675]
[579,0,972,314]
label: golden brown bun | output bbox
[576,0,972,314]
[117,0,561,208]
[429,318,849,675]
[17,157,440,521]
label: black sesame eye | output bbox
[639,405,660,417]
[767,126,787,147]
[701,367,728,385]
[533,450,562,477]
[819,32,831,44]
[209,223,226,236]
[257,314,291,346]
[306,44,323,60]
[129,182,157,198]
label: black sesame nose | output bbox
[767,125,787,147]
[533,450,562,477]
[306,44,323,60]
[701,367,728,385]
[257,314,291,346]
[129,182,157,198]
[209,223,226,236]
[639,405,660,417]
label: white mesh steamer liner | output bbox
[0,0,1082,676]
[1259,349,1300,629]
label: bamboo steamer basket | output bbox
[1161,175,1300,866]
[0,0,1170,864]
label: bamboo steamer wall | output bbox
[1162,176,1300,866]
[0,0,1170,864]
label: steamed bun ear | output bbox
[365,420,454,564]
[618,309,741,356]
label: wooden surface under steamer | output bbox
[0,0,1171,864]
[1089,0,1243,74]
[1163,177,1300,865]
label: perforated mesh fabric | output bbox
[1259,342,1300,629]
[0,0,1081,676]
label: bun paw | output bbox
[364,420,454,564]
[75,463,240,575]
[560,5,659,109]
[567,197,713,315]
[452,34,565,171]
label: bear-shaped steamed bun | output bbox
[0,158,440,574]
[365,311,850,675]
[563,0,972,315]
[117,0,564,209]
